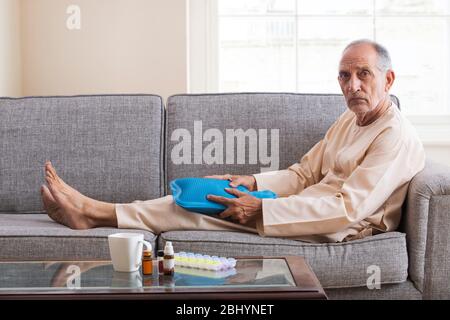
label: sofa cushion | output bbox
[0,94,164,214]
[0,214,156,260]
[159,230,408,289]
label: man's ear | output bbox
[385,69,395,92]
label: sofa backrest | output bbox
[0,95,164,214]
[165,93,400,194]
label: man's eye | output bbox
[339,73,349,80]
[360,70,370,78]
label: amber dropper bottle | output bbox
[163,241,175,276]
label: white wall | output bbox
[0,0,22,97]
[20,0,188,100]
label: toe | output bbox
[45,176,73,209]
[41,185,56,205]
[45,177,63,201]
[46,162,69,187]
[45,164,56,179]
[41,185,59,221]
[47,162,59,178]
[45,176,53,186]
[45,171,53,181]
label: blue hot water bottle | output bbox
[170,177,277,215]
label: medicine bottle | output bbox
[142,248,153,276]
[163,241,175,276]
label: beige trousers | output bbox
[115,195,259,235]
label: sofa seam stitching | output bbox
[0,94,162,100]
[0,235,157,240]
[159,233,405,247]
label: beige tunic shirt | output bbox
[253,103,425,243]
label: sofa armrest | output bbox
[403,159,450,299]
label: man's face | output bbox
[338,44,391,115]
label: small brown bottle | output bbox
[142,249,153,276]
[163,241,175,276]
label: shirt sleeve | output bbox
[258,126,425,238]
[252,139,326,197]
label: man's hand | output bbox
[207,188,262,225]
[204,174,257,191]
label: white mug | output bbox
[108,233,152,272]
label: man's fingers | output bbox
[204,174,232,181]
[220,207,246,223]
[225,188,248,197]
[228,177,243,187]
[207,194,233,205]
[219,208,235,219]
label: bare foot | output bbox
[41,161,97,229]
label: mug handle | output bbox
[139,239,152,251]
[136,240,152,268]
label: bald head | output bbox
[343,39,392,73]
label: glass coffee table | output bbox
[0,256,327,300]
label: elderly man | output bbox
[41,39,425,243]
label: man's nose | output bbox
[348,75,361,93]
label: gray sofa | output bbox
[1,93,449,300]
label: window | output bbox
[189,0,450,117]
